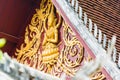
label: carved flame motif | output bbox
[15,0,106,79]
[15,0,62,73]
[15,12,43,64]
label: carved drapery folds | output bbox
[15,0,106,79]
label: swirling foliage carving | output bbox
[51,21,84,77]
[15,0,106,79]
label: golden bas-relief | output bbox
[15,0,61,73]
[15,0,107,79]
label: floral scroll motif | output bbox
[51,21,84,77]
[15,0,107,79]
[15,0,62,72]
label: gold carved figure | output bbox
[41,3,62,72]
[15,0,62,73]
[15,0,85,78]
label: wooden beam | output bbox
[0,32,19,43]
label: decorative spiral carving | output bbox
[15,0,105,79]
[51,21,84,77]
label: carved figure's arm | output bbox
[47,29,58,43]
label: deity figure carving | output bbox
[15,0,62,73]
[41,3,62,72]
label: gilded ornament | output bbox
[51,21,84,77]
[15,0,85,78]
[90,70,106,80]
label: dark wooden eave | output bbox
[78,0,120,53]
